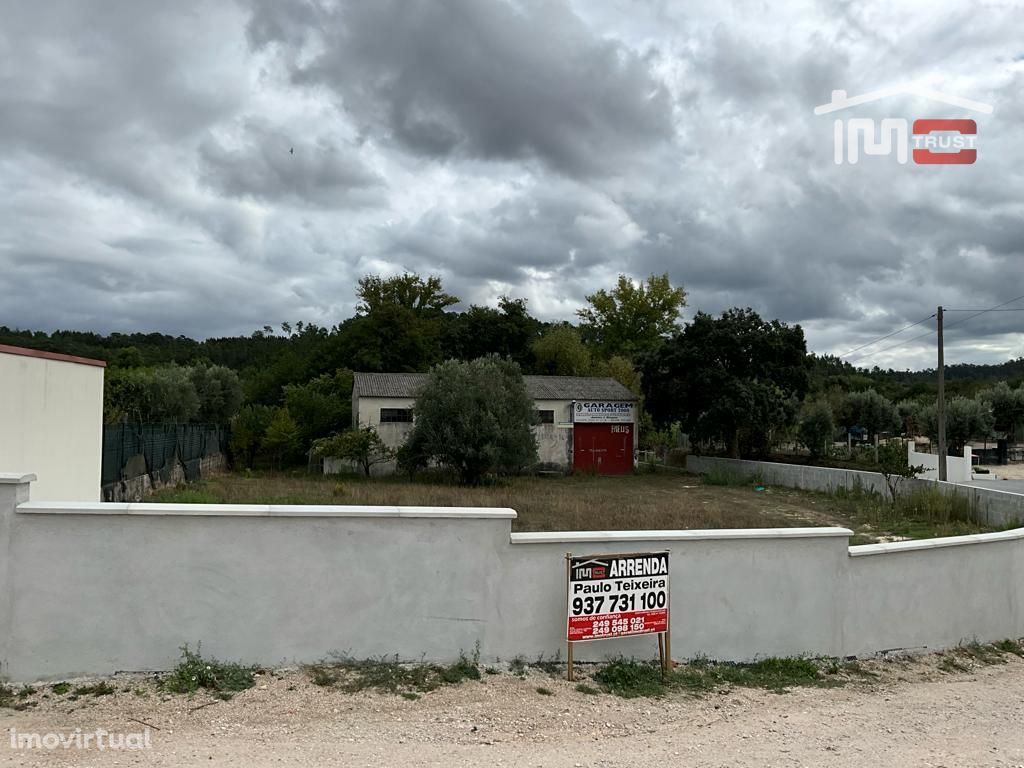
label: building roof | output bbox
[0,343,107,368]
[353,371,636,401]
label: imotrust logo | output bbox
[814,84,993,165]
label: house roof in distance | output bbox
[353,371,636,401]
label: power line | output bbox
[845,327,935,365]
[838,313,936,359]
[844,293,1024,367]
[943,293,1024,330]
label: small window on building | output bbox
[536,410,555,424]
[380,408,413,423]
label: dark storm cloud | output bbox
[249,0,675,177]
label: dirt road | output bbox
[4,657,1024,767]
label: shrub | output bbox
[162,644,259,698]
[407,356,538,484]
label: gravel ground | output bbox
[4,655,1024,767]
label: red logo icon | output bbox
[912,119,977,164]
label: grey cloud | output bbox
[250,0,674,178]
[199,120,385,208]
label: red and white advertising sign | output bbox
[567,552,669,642]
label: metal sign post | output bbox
[565,551,671,680]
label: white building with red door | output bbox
[335,372,637,475]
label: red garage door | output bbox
[573,423,633,475]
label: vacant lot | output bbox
[150,471,996,542]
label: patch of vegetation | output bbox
[594,658,668,698]
[308,647,481,696]
[72,681,116,697]
[702,468,760,487]
[939,656,970,674]
[575,683,600,695]
[509,656,527,678]
[0,682,37,711]
[161,644,259,699]
[593,655,850,698]
[935,639,1024,673]
[529,651,563,676]
[814,484,994,543]
[992,638,1024,657]
[536,686,553,696]
[956,640,1007,666]
[51,682,71,695]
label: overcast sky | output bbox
[2,0,1022,370]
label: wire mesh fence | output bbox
[102,423,228,487]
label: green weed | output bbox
[308,648,481,696]
[594,655,846,699]
[72,681,116,697]
[594,658,667,698]
[161,643,259,699]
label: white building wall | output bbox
[0,349,104,501]
[337,395,636,473]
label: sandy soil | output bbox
[4,656,1024,767]
[978,464,1024,480]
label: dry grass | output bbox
[152,471,852,532]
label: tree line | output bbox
[2,271,1021,467]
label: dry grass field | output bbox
[147,469,994,541]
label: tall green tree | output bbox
[334,272,462,373]
[406,356,538,484]
[577,273,686,359]
[919,397,995,455]
[641,308,808,458]
[838,389,900,442]
[441,296,541,367]
[283,369,354,445]
[356,273,459,316]
[262,408,303,468]
[531,324,592,376]
[976,382,1024,438]
[188,364,243,423]
[896,399,922,437]
[230,404,275,468]
[798,400,835,459]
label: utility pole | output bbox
[937,306,947,481]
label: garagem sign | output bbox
[573,401,635,424]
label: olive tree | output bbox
[406,356,538,484]
[797,400,835,459]
[313,427,394,477]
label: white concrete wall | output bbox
[686,455,888,495]
[685,456,1024,528]
[0,350,104,501]
[3,475,1024,681]
[909,443,973,483]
